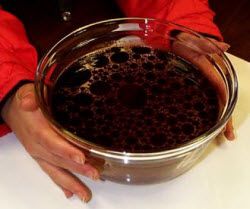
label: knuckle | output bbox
[70,182,84,193]
[24,143,37,157]
[48,168,60,180]
[41,165,59,181]
[35,129,46,140]
[35,130,50,147]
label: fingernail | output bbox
[65,192,73,199]
[91,172,100,181]
[226,131,235,141]
[222,43,230,51]
[66,195,71,199]
[72,155,85,165]
[77,193,89,203]
[81,196,88,203]
[85,170,99,181]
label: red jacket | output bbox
[0,0,222,136]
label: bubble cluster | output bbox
[51,45,219,153]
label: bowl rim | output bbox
[35,17,238,161]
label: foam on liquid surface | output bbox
[51,45,219,153]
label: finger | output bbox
[172,41,227,104]
[16,83,38,111]
[212,41,230,52]
[34,144,100,180]
[207,38,230,52]
[36,126,86,165]
[61,187,74,198]
[14,85,87,166]
[176,32,221,55]
[224,118,235,140]
[24,106,86,165]
[172,38,234,141]
[37,159,92,202]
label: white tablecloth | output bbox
[0,54,250,209]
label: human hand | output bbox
[1,83,100,202]
[171,32,234,140]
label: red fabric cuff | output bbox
[0,124,11,136]
[170,18,223,41]
[0,63,34,100]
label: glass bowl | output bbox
[34,18,238,184]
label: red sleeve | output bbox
[116,0,223,40]
[0,9,38,136]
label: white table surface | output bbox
[0,54,250,209]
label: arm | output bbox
[0,9,37,136]
[0,8,99,201]
[116,0,223,40]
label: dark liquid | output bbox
[51,46,219,152]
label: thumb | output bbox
[16,83,38,111]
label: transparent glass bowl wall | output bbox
[35,18,238,184]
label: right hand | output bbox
[1,83,100,202]
[171,32,235,140]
